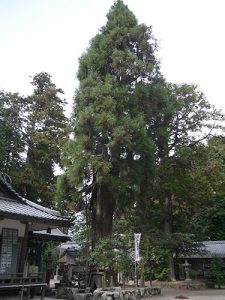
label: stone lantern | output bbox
[183,259,192,282]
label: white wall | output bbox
[0,219,26,237]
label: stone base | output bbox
[93,286,161,300]
[56,286,161,300]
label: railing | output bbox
[0,273,47,299]
[0,272,45,286]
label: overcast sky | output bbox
[0,0,225,115]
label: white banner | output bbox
[134,233,141,262]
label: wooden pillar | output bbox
[19,222,29,273]
[37,241,42,270]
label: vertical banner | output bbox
[134,233,141,262]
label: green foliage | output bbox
[0,91,27,181]
[192,198,225,240]
[206,257,225,287]
[55,173,79,213]
[0,0,219,280]
[132,79,224,279]
[56,4,225,283]
[63,0,158,242]
[190,268,202,279]
[0,72,68,208]
[23,72,68,207]
[90,236,132,273]
[190,137,225,240]
[155,268,169,281]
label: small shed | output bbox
[175,241,225,280]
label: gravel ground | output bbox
[150,287,225,300]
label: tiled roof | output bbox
[182,241,225,259]
[0,196,72,226]
[31,228,71,242]
[0,172,24,201]
[0,172,73,226]
[201,241,225,258]
[57,241,80,256]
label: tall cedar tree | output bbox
[65,0,158,245]
[23,72,68,207]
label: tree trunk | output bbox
[163,196,176,281]
[92,183,116,247]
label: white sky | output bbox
[0,0,225,115]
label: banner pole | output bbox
[134,233,141,289]
[134,259,137,288]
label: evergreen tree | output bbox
[23,72,68,207]
[64,0,158,245]
[0,91,27,185]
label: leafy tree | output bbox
[90,236,132,286]
[192,198,225,241]
[191,137,225,240]
[64,0,158,245]
[22,72,68,207]
[132,81,224,280]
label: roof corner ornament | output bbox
[0,172,12,184]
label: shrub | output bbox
[206,257,225,288]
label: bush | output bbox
[190,268,202,279]
[206,257,225,288]
[155,268,169,281]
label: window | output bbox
[0,228,18,274]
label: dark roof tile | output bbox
[0,173,73,226]
[0,196,72,225]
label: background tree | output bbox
[0,91,27,186]
[191,137,225,240]
[132,81,224,280]
[0,74,68,208]
[22,72,68,207]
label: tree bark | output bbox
[163,196,176,281]
[91,183,116,247]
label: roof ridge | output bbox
[0,196,21,202]
[204,241,225,244]
[0,172,25,202]
[0,172,73,224]
[25,199,62,217]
